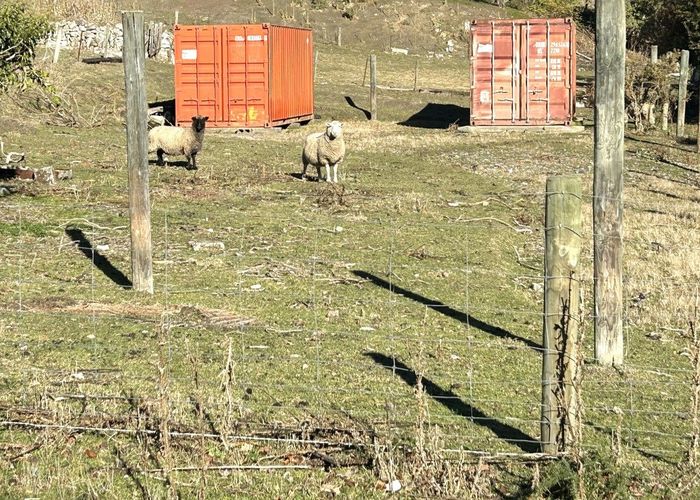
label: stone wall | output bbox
[43,20,174,62]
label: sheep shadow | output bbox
[344,96,371,120]
[148,159,192,169]
[352,270,541,351]
[399,103,470,129]
[65,227,132,289]
[289,172,324,182]
[365,352,539,452]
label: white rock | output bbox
[386,479,402,492]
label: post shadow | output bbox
[344,96,371,120]
[352,270,541,351]
[365,352,539,452]
[65,227,133,289]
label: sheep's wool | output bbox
[302,121,345,176]
[148,125,204,158]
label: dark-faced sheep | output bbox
[148,115,208,170]
[301,121,345,183]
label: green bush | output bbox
[0,1,51,88]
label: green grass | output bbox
[1,14,700,498]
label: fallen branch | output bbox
[146,464,313,473]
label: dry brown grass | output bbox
[31,0,131,24]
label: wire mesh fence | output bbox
[2,186,699,468]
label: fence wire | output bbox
[1,189,699,467]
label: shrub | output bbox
[625,49,679,132]
[0,1,51,88]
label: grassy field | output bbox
[1,5,700,497]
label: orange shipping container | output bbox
[470,18,576,126]
[174,24,314,128]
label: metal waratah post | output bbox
[541,176,582,454]
[122,11,154,294]
[594,0,625,366]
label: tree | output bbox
[0,1,51,88]
[628,0,700,53]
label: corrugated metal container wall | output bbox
[269,25,314,125]
[470,19,576,126]
[174,24,314,128]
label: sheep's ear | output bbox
[191,116,197,121]
[203,116,209,121]
[326,122,331,127]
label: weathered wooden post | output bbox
[370,54,377,120]
[52,26,63,64]
[662,101,669,132]
[541,176,582,454]
[337,26,342,47]
[648,46,658,126]
[677,49,690,138]
[594,0,625,366]
[122,11,154,294]
[313,49,319,83]
[175,10,179,25]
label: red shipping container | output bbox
[470,18,576,126]
[174,24,314,128]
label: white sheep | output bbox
[301,121,345,183]
[148,115,208,170]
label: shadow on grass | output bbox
[344,96,371,120]
[399,103,470,129]
[65,227,132,289]
[365,352,539,452]
[352,270,541,351]
[148,159,192,169]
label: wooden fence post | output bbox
[52,26,63,64]
[677,49,690,138]
[541,176,582,454]
[594,0,625,366]
[313,49,319,83]
[662,101,669,132]
[337,26,342,47]
[175,10,179,25]
[648,46,658,125]
[122,11,154,294]
[370,54,377,120]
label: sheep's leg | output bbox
[301,159,308,181]
[315,165,322,182]
[324,163,331,183]
[189,153,198,171]
[332,163,339,183]
[156,149,165,166]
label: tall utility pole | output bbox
[594,0,625,365]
